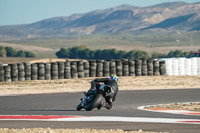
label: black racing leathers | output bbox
[90,78,118,106]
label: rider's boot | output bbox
[105,102,112,110]
[97,102,103,110]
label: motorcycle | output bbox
[76,84,111,111]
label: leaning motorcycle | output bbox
[76,84,111,111]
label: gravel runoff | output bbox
[146,102,200,112]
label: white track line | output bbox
[0,115,200,124]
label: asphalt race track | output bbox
[0,89,200,133]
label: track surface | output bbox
[0,89,200,133]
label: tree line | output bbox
[0,46,35,58]
[56,45,192,60]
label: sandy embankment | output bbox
[0,76,200,96]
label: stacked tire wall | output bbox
[0,59,167,82]
[164,58,200,76]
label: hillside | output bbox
[0,2,200,39]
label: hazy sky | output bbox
[0,0,199,26]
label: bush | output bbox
[56,45,149,60]
[0,46,35,58]
[56,45,193,60]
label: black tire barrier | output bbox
[142,59,148,76]
[129,60,135,76]
[58,62,64,79]
[64,61,71,79]
[31,64,38,80]
[10,64,18,81]
[83,61,89,78]
[159,61,166,75]
[96,60,103,77]
[0,64,4,82]
[89,60,96,77]
[122,60,129,76]
[135,60,142,76]
[37,63,45,80]
[71,62,78,78]
[18,63,25,81]
[45,63,51,80]
[153,60,160,76]
[4,65,11,82]
[51,62,58,80]
[116,60,122,76]
[103,61,110,77]
[109,60,116,76]
[147,59,153,76]
[24,63,31,80]
[77,61,84,78]
[0,59,168,82]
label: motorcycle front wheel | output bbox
[76,104,83,111]
[85,94,103,111]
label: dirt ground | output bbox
[0,76,200,96]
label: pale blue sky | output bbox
[0,0,199,26]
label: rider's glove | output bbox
[104,86,112,96]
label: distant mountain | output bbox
[0,2,200,39]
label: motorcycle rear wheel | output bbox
[85,94,103,111]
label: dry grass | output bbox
[0,42,53,52]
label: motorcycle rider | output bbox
[86,74,119,110]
